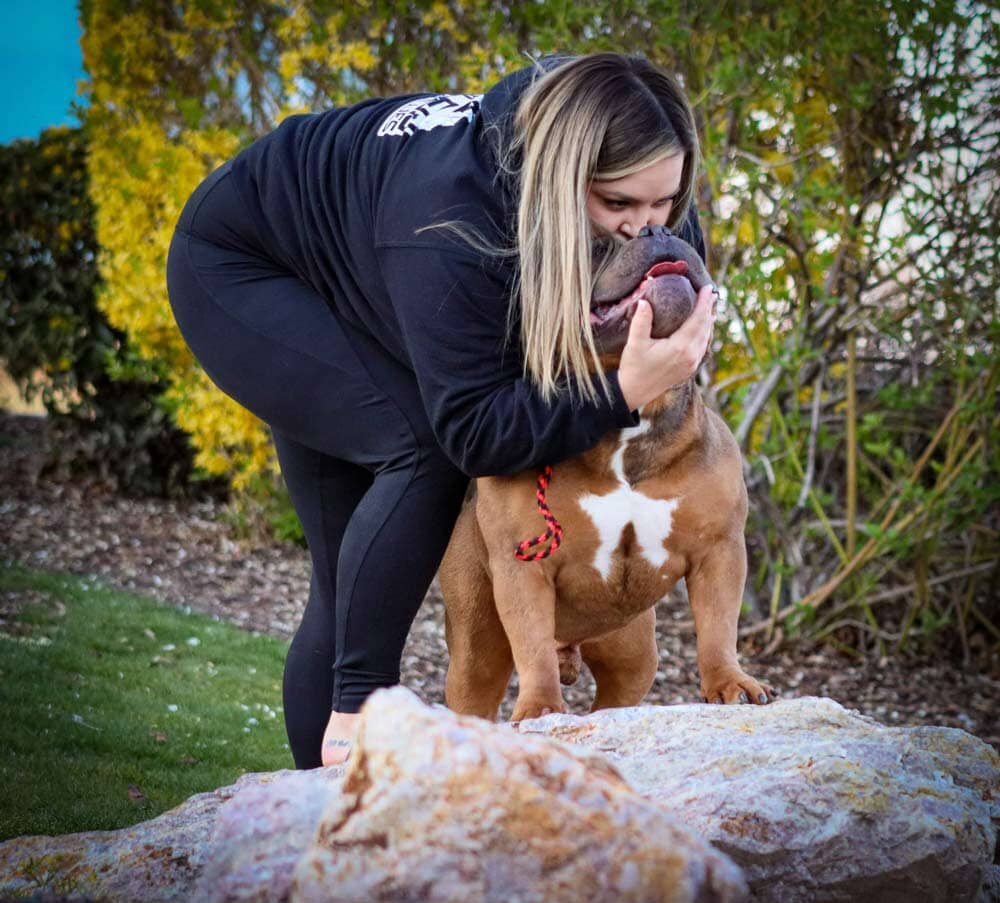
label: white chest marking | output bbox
[577,422,681,581]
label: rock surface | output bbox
[0,768,347,903]
[520,697,1000,902]
[0,692,996,903]
[0,778,234,901]
[189,769,344,903]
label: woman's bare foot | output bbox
[321,710,360,766]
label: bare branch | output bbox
[734,363,784,449]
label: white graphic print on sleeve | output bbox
[377,94,483,137]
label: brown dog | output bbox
[439,225,774,722]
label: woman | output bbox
[166,52,715,768]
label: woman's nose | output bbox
[621,213,654,239]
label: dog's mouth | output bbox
[589,259,690,328]
[588,229,710,355]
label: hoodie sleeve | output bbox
[375,241,637,477]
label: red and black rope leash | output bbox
[514,464,564,561]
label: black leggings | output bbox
[165,161,469,768]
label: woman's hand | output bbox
[617,284,715,411]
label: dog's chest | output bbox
[576,422,680,581]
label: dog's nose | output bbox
[637,224,672,238]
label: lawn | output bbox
[0,564,292,841]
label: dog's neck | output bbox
[584,379,701,484]
[637,379,699,439]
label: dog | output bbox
[439,224,775,722]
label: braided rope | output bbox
[514,465,564,561]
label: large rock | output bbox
[520,697,1000,902]
[287,688,745,903]
[0,691,996,902]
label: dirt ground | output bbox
[1,411,997,750]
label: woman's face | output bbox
[586,154,685,240]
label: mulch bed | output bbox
[2,411,997,749]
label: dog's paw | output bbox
[510,696,568,722]
[700,670,778,706]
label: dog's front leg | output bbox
[686,533,776,705]
[489,558,566,721]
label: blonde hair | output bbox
[509,53,700,403]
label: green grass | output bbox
[0,564,293,841]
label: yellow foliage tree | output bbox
[81,1,282,486]
[80,0,517,488]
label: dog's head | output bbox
[589,225,712,363]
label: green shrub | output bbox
[0,126,220,497]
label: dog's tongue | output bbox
[645,260,689,279]
[621,260,691,306]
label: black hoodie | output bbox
[228,66,705,477]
